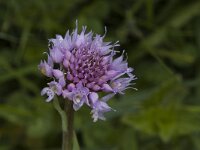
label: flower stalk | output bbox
[53,97,74,150]
[65,100,74,150]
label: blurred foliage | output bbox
[0,0,200,149]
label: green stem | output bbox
[53,97,74,150]
[66,100,74,150]
[53,96,67,132]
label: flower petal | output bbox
[62,90,73,100]
[41,87,49,96]
[89,92,99,105]
[102,84,113,92]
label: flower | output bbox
[89,92,113,122]
[41,81,63,102]
[39,22,136,122]
[62,82,89,111]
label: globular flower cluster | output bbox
[39,23,136,122]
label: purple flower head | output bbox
[39,22,136,121]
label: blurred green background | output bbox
[0,0,200,149]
